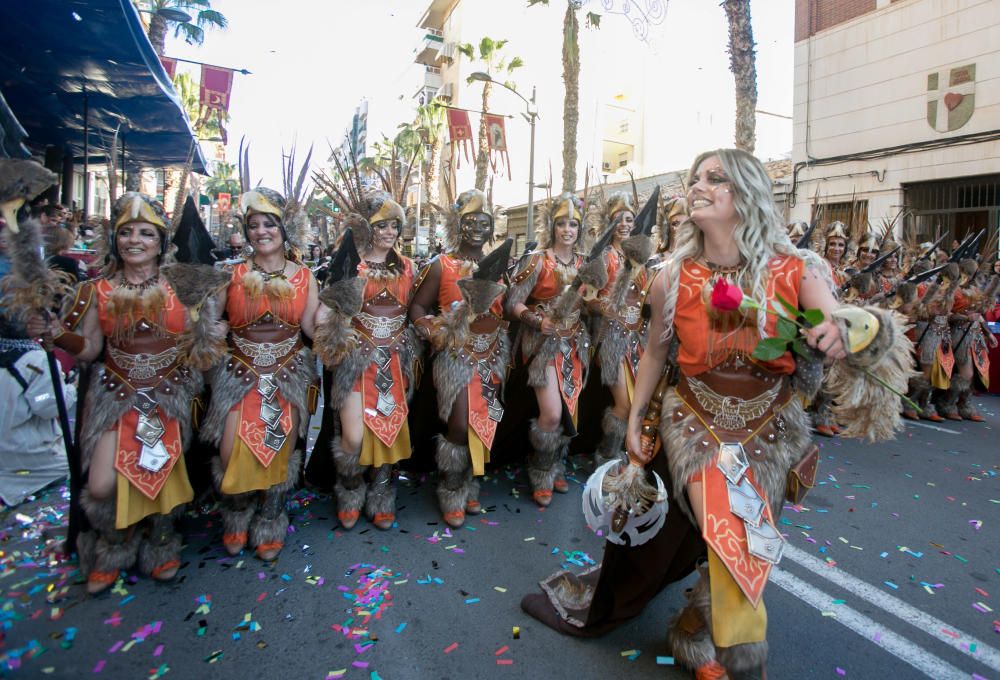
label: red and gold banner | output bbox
[160,56,177,79]
[199,64,234,112]
[447,108,475,167]
[483,113,511,180]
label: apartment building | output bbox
[790,0,999,248]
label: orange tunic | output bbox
[524,251,588,416]
[94,279,193,528]
[353,259,415,450]
[674,256,805,377]
[227,263,311,469]
[437,254,504,316]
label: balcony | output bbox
[423,66,442,90]
[415,29,444,66]
[417,0,460,30]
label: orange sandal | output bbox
[338,509,360,530]
[87,570,118,594]
[532,489,552,507]
[256,541,283,561]
[553,477,569,493]
[465,498,481,514]
[443,509,465,528]
[223,531,247,556]
[694,660,729,680]
[151,559,180,581]
[372,513,395,530]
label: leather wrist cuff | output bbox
[519,309,542,330]
[53,330,86,355]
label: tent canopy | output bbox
[0,0,208,173]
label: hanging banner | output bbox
[484,113,512,180]
[447,108,475,167]
[217,193,231,212]
[160,56,177,79]
[199,64,234,112]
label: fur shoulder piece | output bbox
[506,253,542,313]
[314,278,365,367]
[161,264,231,371]
[457,278,505,315]
[161,264,231,312]
[824,306,917,441]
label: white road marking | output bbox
[770,567,969,679]
[904,421,961,434]
[782,544,1000,672]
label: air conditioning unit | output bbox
[602,162,611,171]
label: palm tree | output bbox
[527,1,599,193]
[416,101,447,218]
[167,72,230,218]
[143,0,228,56]
[722,0,757,152]
[204,160,238,198]
[456,38,524,191]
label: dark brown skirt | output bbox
[520,448,705,637]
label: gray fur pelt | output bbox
[365,465,396,519]
[667,564,718,670]
[314,279,365,373]
[211,456,256,539]
[594,407,628,466]
[249,449,302,551]
[201,346,317,446]
[527,420,568,491]
[79,489,140,577]
[504,254,542,315]
[826,307,916,442]
[597,263,645,386]
[332,436,367,513]
[661,388,810,525]
[162,263,231,371]
[137,509,184,577]
[433,330,511,422]
[79,366,202,474]
[951,320,978,367]
[791,346,825,403]
[917,317,947,366]
[523,325,591,390]
[435,437,470,513]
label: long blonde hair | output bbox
[659,148,827,345]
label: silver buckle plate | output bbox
[138,440,171,473]
[716,442,749,485]
[746,520,785,565]
[727,476,765,528]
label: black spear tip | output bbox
[474,238,513,282]
[326,227,361,283]
[631,185,660,237]
[172,195,216,265]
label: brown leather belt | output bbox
[229,326,302,371]
[672,357,794,461]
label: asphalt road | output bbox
[1,393,997,680]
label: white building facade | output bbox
[790,0,1000,248]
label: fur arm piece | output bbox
[162,264,232,371]
[504,254,541,314]
[825,306,917,441]
[0,216,71,321]
[314,279,365,367]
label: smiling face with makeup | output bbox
[686,156,738,232]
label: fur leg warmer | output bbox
[137,510,183,579]
[667,565,718,671]
[212,457,257,550]
[332,437,367,516]
[594,408,627,468]
[435,437,470,516]
[527,420,568,493]
[364,464,396,522]
[249,449,301,557]
[464,468,481,511]
[937,378,962,419]
[954,375,979,419]
[906,375,930,417]
[666,565,769,678]
[79,489,140,581]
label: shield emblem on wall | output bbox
[927,64,975,132]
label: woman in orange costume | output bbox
[410,189,510,528]
[507,193,604,507]
[36,192,228,593]
[625,149,911,677]
[316,193,419,531]
[203,187,320,561]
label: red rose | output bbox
[710,278,744,312]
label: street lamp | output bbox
[469,71,538,243]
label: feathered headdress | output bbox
[535,191,585,250]
[444,188,492,251]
